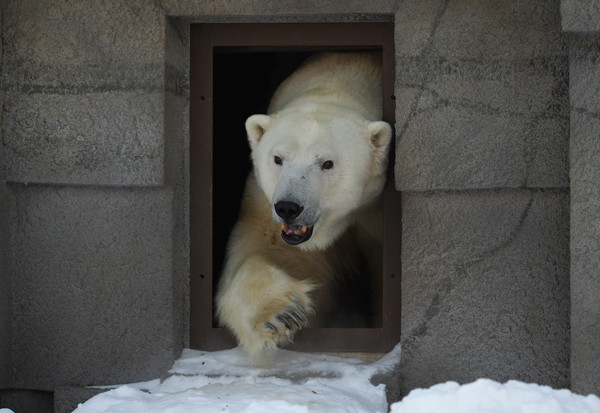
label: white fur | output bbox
[216,52,392,359]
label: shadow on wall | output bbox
[0,389,54,413]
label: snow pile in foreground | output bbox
[72,344,400,413]
[390,378,600,413]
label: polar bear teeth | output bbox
[280,223,308,236]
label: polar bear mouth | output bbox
[280,223,313,245]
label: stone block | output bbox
[561,0,600,33]
[395,0,565,60]
[570,111,600,198]
[395,92,568,190]
[165,19,189,99]
[0,46,10,386]
[1,0,165,92]
[400,189,570,395]
[568,34,600,396]
[2,91,164,185]
[1,0,167,186]
[8,185,178,390]
[393,0,568,191]
[0,183,9,389]
[569,36,600,115]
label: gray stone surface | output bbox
[569,35,600,396]
[3,91,164,185]
[164,18,191,352]
[1,0,167,186]
[0,186,9,390]
[1,0,165,91]
[0,182,9,389]
[0,5,10,388]
[161,0,397,19]
[394,0,569,191]
[8,185,178,389]
[561,0,600,32]
[400,189,570,394]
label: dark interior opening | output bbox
[212,50,383,328]
[212,51,312,288]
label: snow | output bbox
[391,379,600,413]
[61,344,600,413]
[72,344,400,413]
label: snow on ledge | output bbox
[59,343,600,413]
[72,344,401,413]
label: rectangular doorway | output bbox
[190,22,400,352]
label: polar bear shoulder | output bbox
[268,52,384,120]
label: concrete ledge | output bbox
[160,0,397,18]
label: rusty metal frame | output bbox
[190,22,400,352]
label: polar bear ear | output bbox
[245,114,271,152]
[368,121,393,166]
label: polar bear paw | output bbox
[217,259,316,357]
[262,296,312,346]
[248,285,315,354]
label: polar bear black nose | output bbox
[275,201,303,220]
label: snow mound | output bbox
[390,378,600,413]
[72,344,401,413]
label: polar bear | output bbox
[215,52,392,357]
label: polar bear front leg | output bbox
[216,256,315,357]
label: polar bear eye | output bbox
[274,156,282,165]
[321,160,334,170]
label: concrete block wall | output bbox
[1,0,187,402]
[0,120,9,391]
[394,0,571,394]
[0,0,598,410]
[2,0,167,186]
[562,0,600,394]
[0,2,11,391]
[0,180,8,389]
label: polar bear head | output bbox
[246,105,392,251]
